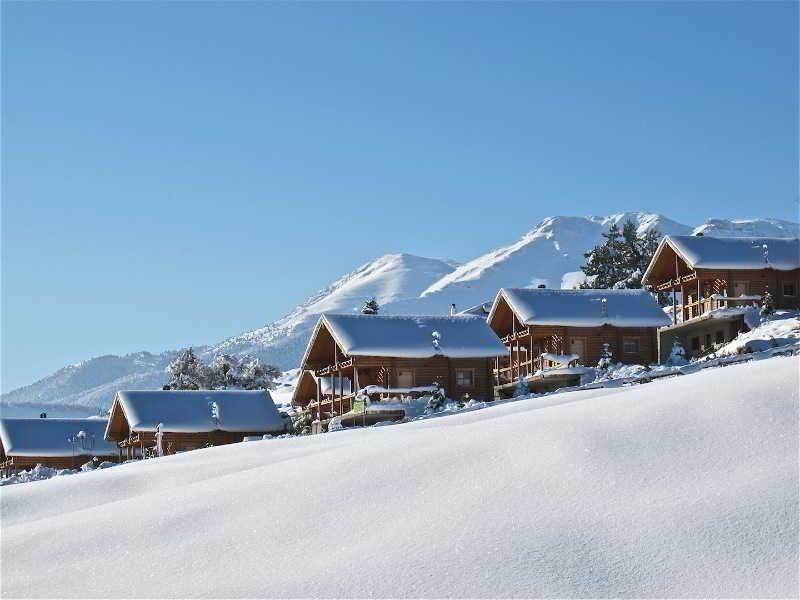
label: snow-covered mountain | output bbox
[2,214,797,414]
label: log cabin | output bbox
[487,288,670,396]
[297,313,508,430]
[104,389,286,459]
[0,417,120,476]
[641,235,800,362]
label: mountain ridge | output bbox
[3,214,797,414]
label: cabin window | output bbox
[732,281,748,297]
[455,369,474,388]
[715,330,725,344]
[623,337,640,354]
[783,282,796,297]
[691,337,700,351]
[396,369,414,388]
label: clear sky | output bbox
[2,1,797,392]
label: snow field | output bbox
[1,356,798,598]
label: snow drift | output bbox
[2,356,797,598]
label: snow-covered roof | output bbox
[490,288,671,328]
[310,313,507,360]
[0,418,119,458]
[644,236,800,282]
[109,390,284,435]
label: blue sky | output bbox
[2,1,797,392]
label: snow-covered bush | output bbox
[512,379,529,398]
[361,297,380,315]
[760,289,775,320]
[667,339,688,366]
[425,383,447,412]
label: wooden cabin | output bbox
[297,313,508,429]
[641,235,800,361]
[104,389,287,459]
[0,417,120,476]
[487,288,670,396]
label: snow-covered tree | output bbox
[165,348,207,390]
[581,220,661,289]
[237,358,281,390]
[361,297,380,315]
[760,288,775,320]
[597,343,613,370]
[165,349,280,391]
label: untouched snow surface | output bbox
[2,357,797,598]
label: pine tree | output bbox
[165,348,206,390]
[361,297,380,315]
[581,220,661,289]
[237,358,281,390]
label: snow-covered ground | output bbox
[2,356,797,598]
[4,214,797,416]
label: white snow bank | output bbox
[2,357,797,598]
[541,352,579,366]
[712,311,800,357]
[361,385,437,394]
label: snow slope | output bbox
[3,215,797,415]
[1,357,796,598]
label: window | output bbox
[455,369,474,388]
[732,281,748,297]
[569,338,586,362]
[396,369,414,388]
[715,330,725,344]
[623,337,640,353]
[783,282,796,297]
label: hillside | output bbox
[2,214,797,414]
[1,356,797,598]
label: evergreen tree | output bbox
[361,297,380,315]
[237,358,281,390]
[581,219,661,289]
[165,348,206,390]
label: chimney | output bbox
[695,232,704,236]
[449,303,457,316]
[39,412,47,419]
[537,284,546,289]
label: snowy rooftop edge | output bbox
[318,313,508,359]
[0,418,119,458]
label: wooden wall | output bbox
[352,355,494,401]
[697,268,800,309]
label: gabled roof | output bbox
[0,418,119,457]
[107,390,284,436]
[489,288,671,328]
[302,314,507,366]
[642,235,800,283]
